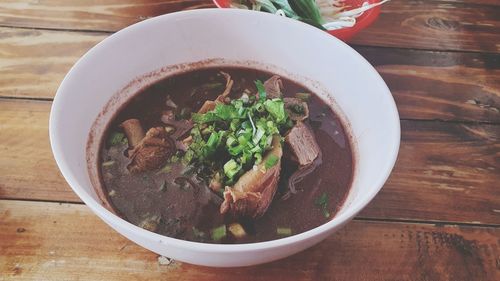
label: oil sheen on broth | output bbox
[98,67,354,244]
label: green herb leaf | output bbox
[255,80,266,100]
[315,192,330,218]
[265,154,279,169]
[184,78,290,185]
[107,132,127,146]
[211,225,227,241]
[224,159,242,179]
[192,227,206,239]
[264,99,286,123]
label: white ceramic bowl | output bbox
[50,9,400,267]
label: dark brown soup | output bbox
[97,67,353,244]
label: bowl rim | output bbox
[49,8,400,253]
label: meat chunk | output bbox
[220,136,283,219]
[128,127,174,173]
[263,75,283,99]
[160,110,194,140]
[285,121,320,166]
[120,119,145,147]
[284,97,309,121]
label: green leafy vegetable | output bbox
[211,225,227,241]
[107,132,127,146]
[315,192,330,218]
[183,79,291,185]
[264,99,287,123]
[255,80,266,100]
[265,154,279,169]
[192,227,206,239]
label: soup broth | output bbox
[97,67,354,244]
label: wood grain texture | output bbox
[351,0,500,53]
[0,1,499,53]
[1,99,499,224]
[1,27,499,123]
[0,27,106,99]
[355,46,500,123]
[1,200,498,281]
[0,99,76,202]
[0,0,213,32]
[360,120,500,225]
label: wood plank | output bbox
[1,200,498,280]
[0,99,76,202]
[355,46,500,123]
[0,1,499,53]
[1,27,499,123]
[360,120,500,225]
[0,27,106,99]
[0,0,213,32]
[351,0,500,53]
[1,99,499,224]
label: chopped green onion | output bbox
[102,161,115,167]
[192,227,206,239]
[184,78,290,184]
[252,126,265,144]
[107,132,127,146]
[277,227,292,236]
[211,225,227,241]
[255,80,266,100]
[264,99,286,123]
[248,112,256,136]
[156,164,172,174]
[224,159,241,179]
[265,154,279,169]
[228,223,247,238]
[315,192,330,219]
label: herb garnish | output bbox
[315,192,330,218]
[183,80,290,185]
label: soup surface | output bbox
[97,67,353,243]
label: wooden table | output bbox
[0,1,499,280]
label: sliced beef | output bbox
[160,110,193,140]
[263,75,283,99]
[284,97,309,121]
[220,136,282,219]
[127,127,174,173]
[285,121,320,166]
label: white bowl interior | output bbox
[50,9,399,267]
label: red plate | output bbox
[212,0,381,42]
